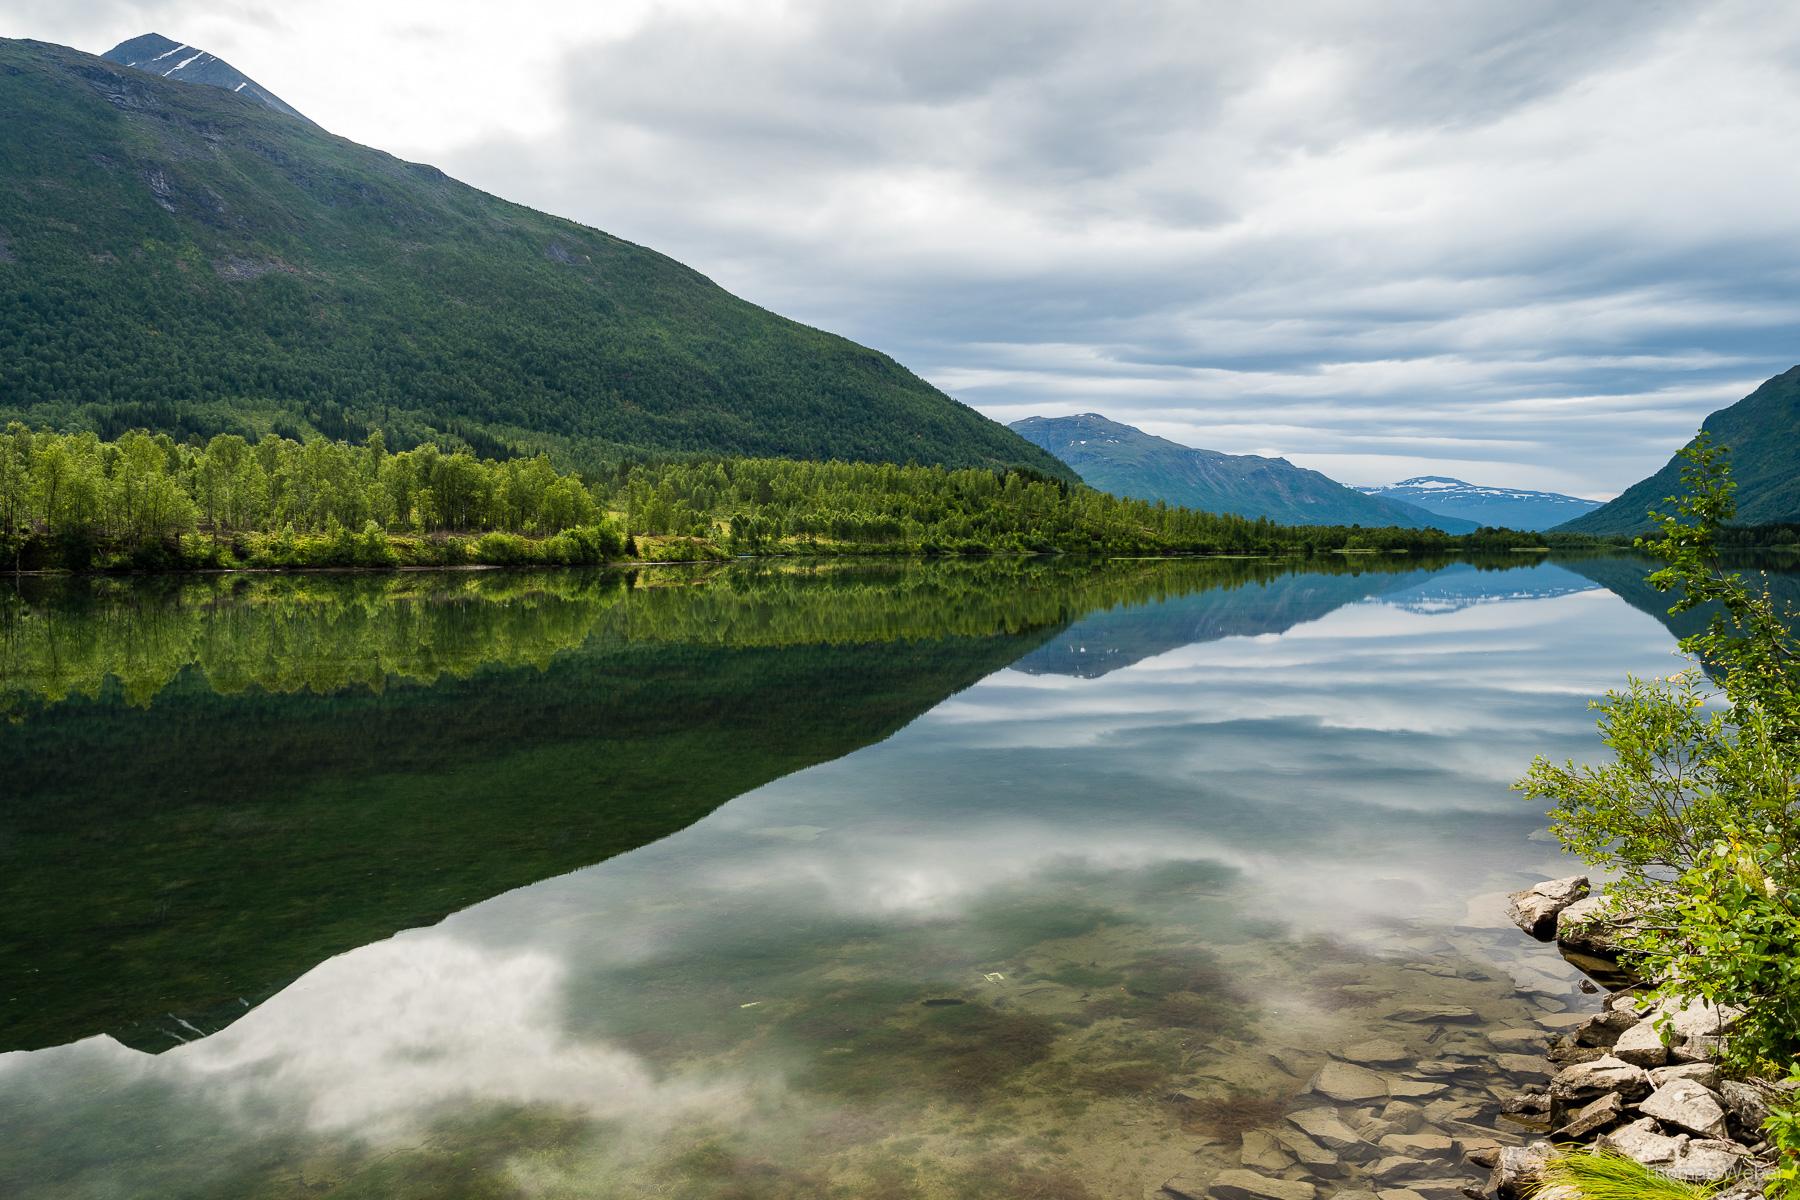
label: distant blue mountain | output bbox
[1011,413,1475,532]
[1356,476,1602,532]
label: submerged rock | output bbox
[1194,1168,1318,1200]
[1272,1126,1339,1170]
[1386,1004,1479,1024]
[1238,1129,1292,1173]
[1310,1060,1389,1102]
[1340,1038,1410,1065]
[1506,876,1589,940]
[1285,1107,1371,1154]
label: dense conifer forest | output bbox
[0,427,1582,572]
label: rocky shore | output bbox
[1151,875,1789,1200]
[1479,875,1791,1200]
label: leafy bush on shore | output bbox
[1519,435,1800,1197]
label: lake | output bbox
[0,555,1775,1199]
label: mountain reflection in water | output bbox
[2,554,1782,1200]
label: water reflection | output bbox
[0,556,1772,1199]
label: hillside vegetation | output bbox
[0,38,1069,479]
[1559,366,1800,534]
[0,427,1564,572]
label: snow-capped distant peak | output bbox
[1353,475,1605,532]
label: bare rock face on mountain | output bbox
[102,33,309,121]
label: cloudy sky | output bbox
[8,0,1799,495]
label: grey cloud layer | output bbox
[15,1,1800,493]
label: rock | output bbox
[1546,1040,1603,1067]
[1665,1139,1749,1185]
[1341,1039,1411,1065]
[1311,1060,1390,1102]
[1461,1139,1503,1168]
[1640,1079,1730,1140]
[1386,1004,1479,1023]
[1272,1127,1339,1170]
[1573,1009,1638,1048]
[1494,1053,1552,1078]
[1285,1107,1370,1154]
[1650,1062,1722,1090]
[1238,1130,1292,1173]
[1611,1018,1671,1067]
[1599,1116,1684,1166]
[1378,1133,1455,1156]
[1551,1091,1625,1140]
[1483,1141,1553,1200]
[1548,1055,1651,1125]
[1368,1155,1430,1182]
[1499,1091,1548,1115]
[1399,1182,1478,1200]
[1198,1169,1317,1200]
[1379,1100,1425,1131]
[1386,1079,1449,1099]
[1604,990,1648,1016]
[1535,1012,1592,1030]
[1717,1079,1772,1135]
[1507,876,1590,939]
[1653,996,1743,1040]
[1486,1028,1551,1053]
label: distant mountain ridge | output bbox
[1010,413,1476,532]
[1356,476,1602,532]
[0,36,1071,479]
[1557,366,1800,534]
[101,32,309,122]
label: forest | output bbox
[0,426,1588,573]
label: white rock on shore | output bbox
[1505,876,1589,940]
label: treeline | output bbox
[0,427,622,571]
[0,426,1579,572]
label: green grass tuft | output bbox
[1533,1148,1721,1200]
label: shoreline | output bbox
[1476,877,1780,1199]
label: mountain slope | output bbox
[1558,367,1800,534]
[0,37,1072,478]
[1010,413,1477,531]
[101,32,309,122]
[1356,476,1601,532]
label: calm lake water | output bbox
[0,555,1781,1199]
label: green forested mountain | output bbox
[1011,413,1478,531]
[1558,366,1800,534]
[0,37,1070,478]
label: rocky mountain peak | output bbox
[101,32,311,123]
